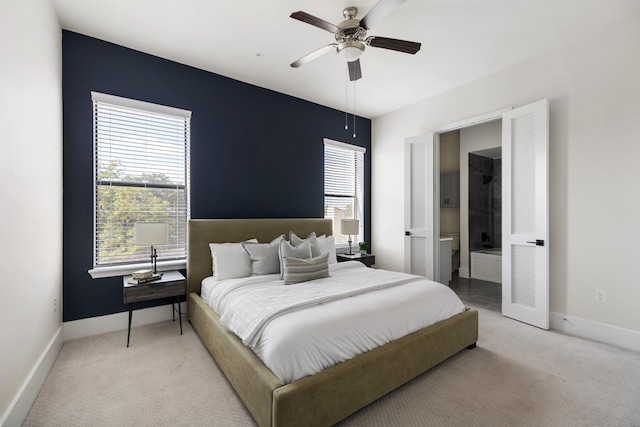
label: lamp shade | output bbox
[134,223,168,246]
[341,219,359,235]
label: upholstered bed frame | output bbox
[187,219,478,427]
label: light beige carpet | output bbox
[24,307,640,426]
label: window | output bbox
[323,139,365,246]
[92,92,190,271]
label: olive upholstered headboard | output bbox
[186,218,333,297]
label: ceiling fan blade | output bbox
[348,59,362,81]
[290,11,339,33]
[290,44,337,68]
[368,36,421,54]
[360,0,406,30]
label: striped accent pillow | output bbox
[282,253,330,285]
[279,239,312,279]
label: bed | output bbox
[187,218,478,427]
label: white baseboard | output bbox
[550,311,640,352]
[3,304,188,426]
[458,267,470,279]
[2,326,63,427]
[63,302,187,341]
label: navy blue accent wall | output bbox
[63,31,371,322]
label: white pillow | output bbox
[283,253,330,285]
[310,234,337,264]
[242,235,284,276]
[209,239,257,280]
[279,239,312,279]
[289,231,316,246]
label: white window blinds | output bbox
[324,139,366,245]
[92,92,191,267]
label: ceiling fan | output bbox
[289,0,421,81]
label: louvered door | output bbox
[404,133,438,281]
[502,99,549,329]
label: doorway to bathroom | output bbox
[438,122,502,311]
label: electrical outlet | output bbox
[53,297,57,312]
[595,289,606,303]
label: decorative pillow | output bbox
[283,253,330,285]
[310,234,337,264]
[242,235,284,276]
[289,231,316,247]
[209,239,257,280]
[279,239,312,279]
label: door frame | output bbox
[431,108,511,283]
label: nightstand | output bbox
[123,270,186,347]
[337,253,376,268]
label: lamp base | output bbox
[150,246,158,274]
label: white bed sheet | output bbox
[201,261,465,384]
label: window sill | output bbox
[88,259,186,279]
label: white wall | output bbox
[372,17,640,342]
[0,0,63,425]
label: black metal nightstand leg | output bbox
[172,301,175,321]
[127,303,133,347]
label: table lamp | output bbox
[134,222,168,273]
[341,219,359,255]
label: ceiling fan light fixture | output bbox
[337,40,365,62]
[290,1,421,77]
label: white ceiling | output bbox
[52,0,638,119]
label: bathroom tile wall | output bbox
[468,153,502,251]
[493,158,502,249]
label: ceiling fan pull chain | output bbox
[345,64,349,130]
[352,80,357,138]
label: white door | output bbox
[404,133,439,281]
[502,99,550,329]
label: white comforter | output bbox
[201,261,465,384]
